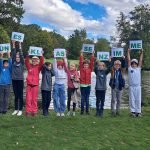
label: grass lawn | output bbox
[0,108,150,150]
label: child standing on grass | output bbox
[64,59,80,116]
[109,57,126,116]
[53,57,67,117]
[25,55,44,116]
[11,40,24,116]
[127,48,143,117]
[79,51,95,115]
[41,62,55,116]
[94,60,111,117]
[0,51,12,114]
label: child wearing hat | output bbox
[109,57,126,116]
[127,48,143,117]
[53,57,67,117]
[25,55,44,116]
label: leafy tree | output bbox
[0,25,10,43]
[0,0,25,33]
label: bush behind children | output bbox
[0,40,144,118]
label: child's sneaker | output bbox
[72,112,75,116]
[136,113,142,117]
[17,111,22,116]
[67,111,71,116]
[131,112,136,117]
[56,112,60,117]
[12,110,18,115]
[61,113,65,117]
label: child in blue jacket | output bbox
[0,51,12,114]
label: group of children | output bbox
[0,40,143,118]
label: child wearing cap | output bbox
[0,51,12,114]
[25,54,44,116]
[109,57,126,116]
[53,57,67,117]
[79,51,95,115]
[127,48,143,117]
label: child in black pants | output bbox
[41,62,55,116]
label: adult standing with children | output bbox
[11,40,24,116]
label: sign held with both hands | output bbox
[28,46,43,56]
[82,44,94,53]
[111,48,124,57]
[0,43,11,53]
[97,52,110,61]
[129,40,142,49]
[54,48,66,58]
[11,32,24,42]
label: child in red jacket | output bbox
[79,51,94,115]
[25,55,44,116]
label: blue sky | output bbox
[22,0,149,40]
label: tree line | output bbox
[0,1,150,69]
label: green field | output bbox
[0,108,150,150]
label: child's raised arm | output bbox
[25,55,31,70]
[12,40,16,63]
[39,55,44,71]
[53,58,58,73]
[79,51,84,69]
[138,49,143,68]
[90,51,95,70]
[127,48,131,67]
[63,57,68,73]
[0,52,4,72]
[19,42,24,65]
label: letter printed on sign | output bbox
[82,44,94,53]
[29,46,43,56]
[111,48,124,57]
[129,40,142,49]
[97,52,110,61]
[11,32,24,42]
[54,48,66,58]
[0,43,11,53]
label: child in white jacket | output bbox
[53,58,67,117]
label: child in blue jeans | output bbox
[0,52,12,114]
[53,58,67,117]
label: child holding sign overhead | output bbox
[25,54,44,116]
[11,41,24,116]
[53,57,67,117]
[127,48,143,117]
[63,59,80,116]
[0,51,12,114]
[79,51,95,115]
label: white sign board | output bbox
[97,52,110,61]
[111,48,124,57]
[29,46,43,56]
[82,44,94,53]
[0,43,11,53]
[129,40,142,49]
[11,32,24,42]
[54,48,66,58]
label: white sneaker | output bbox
[67,111,71,116]
[12,110,18,115]
[73,112,75,116]
[56,113,60,117]
[61,113,65,117]
[17,111,22,116]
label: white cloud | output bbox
[22,0,150,40]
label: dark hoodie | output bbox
[12,48,24,80]
[41,65,55,91]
